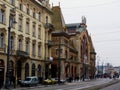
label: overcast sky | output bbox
[50,0,120,67]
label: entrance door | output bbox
[51,64,57,78]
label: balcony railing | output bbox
[16,50,28,57]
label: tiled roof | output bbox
[52,6,66,32]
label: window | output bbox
[10,0,14,5]
[0,9,5,24]
[10,36,14,51]
[26,41,29,53]
[19,3,23,10]
[46,16,48,23]
[38,25,41,39]
[32,43,35,56]
[18,39,22,50]
[38,12,41,21]
[33,8,36,18]
[32,24,36,37]
[18,18,22,31]
[26,22,29,34]
[26,4,29,14]
[38,45,41,57]
[0,33,4,47]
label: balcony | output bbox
[16,50,28,58]
[44,23,54,32]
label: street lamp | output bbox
[5,9,17,89]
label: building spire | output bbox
[59,2,60,6]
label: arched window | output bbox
[18,39,22,50]
[26,41,29,53]
[38,12,41,21]
[25,63,29,78]
[31,63,35,76]
[32,43,35,56]
[38,45,41,57]
[0,33,4,47]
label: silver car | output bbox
[20,76,39,87]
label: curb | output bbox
[79,79,120,90]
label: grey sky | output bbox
[50,0,120,67]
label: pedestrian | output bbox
[0,77,3,90]
[12,76,16,88]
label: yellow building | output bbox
[0,0,54,85]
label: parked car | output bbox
[20,76,39,87]
[43,78,57,85]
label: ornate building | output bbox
[0,0,54,85]
[51,5,96,80]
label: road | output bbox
[1,78,119,90]
[100,81,120,90]
[10,78,114,90]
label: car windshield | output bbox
[25,78,31,81]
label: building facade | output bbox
[0,0,54,85]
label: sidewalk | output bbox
[1,78,120,90]
[65,78,120,90]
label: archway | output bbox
[16,60,22,80]
[51,64,57,78]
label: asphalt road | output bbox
[100,81,120,90]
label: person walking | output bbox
[0,77,3,90]
[12,76,16,88]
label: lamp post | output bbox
[5,9,16,89]
[56,37,62,84]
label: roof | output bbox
[52,6,66,32]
